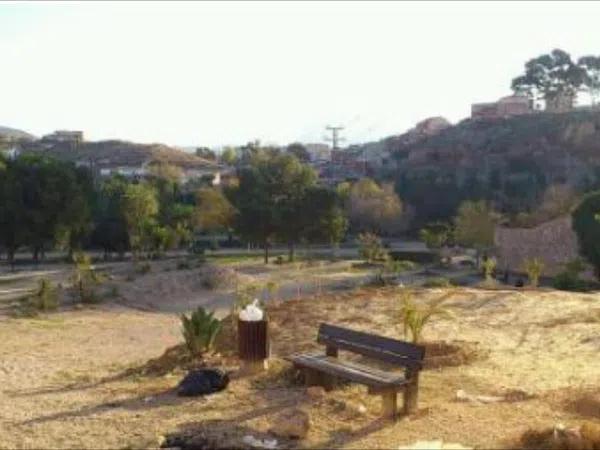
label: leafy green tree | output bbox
[91,175,131,259]
[195,147,217,161]
[286,142,311,163]
[122,183,159,260]
[578,55,600,107]
[231,152,316,263]
[454,200,498,267]
[346,178,403,235]
[304,187,348,254]
[196,187,236,234]
[572,191,600,279]
[220,146,239,166]
[512,49,587,111]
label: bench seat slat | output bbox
[288,352,408,388]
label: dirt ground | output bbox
[1,276,599,448]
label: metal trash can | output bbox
[237,319,269,372]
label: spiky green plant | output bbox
[71,252,103,303]
[181,307,222,357]
[523,257,544,287]
[32,278,58,312]
[398,289,451,343]
[482,257,497,281]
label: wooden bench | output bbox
[287,323,425,419]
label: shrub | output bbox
[71,252,103,303]
[572,191,600,279]
[398,289,450,343]
[201,265,235,290]
[386,259,417,274]
[482,258,497,281]
[552,258,588,291]
[28,278,58,313]
[274,255,285,265]
[522,258,544,287]
[181,307,222,357]
[422,277,454,288]
[357,232,388,263]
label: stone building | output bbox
[472,95,532,120]
[494,215,579,276]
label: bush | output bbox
[422,277,454,288]
[572,191,600,279]
[180,307,222,357]
[28,278,58,313]
[386,259,417,274]
[201,266,234,290]
[357,232,388,263]
[552,258,589,291]
[522,258,544,287]
[482,258,497,281]
[71,252,103,303]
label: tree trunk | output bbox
[264,240,269,264]
[288,242,295,262]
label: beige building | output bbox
[472,95,532,120]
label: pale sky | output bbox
[1,1,599,148]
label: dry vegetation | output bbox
[1,278,599,449]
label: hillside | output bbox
[378,110,600,225]
[19,139,217,170]
[0,125,36,141]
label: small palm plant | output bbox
[523,257,544,287]
[181,307,222,357]
[482,257,497,281]
[71,252,104,303]
[398,288,451,343]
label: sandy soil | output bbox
[1,280,599,448]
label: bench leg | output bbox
[304,368,335,391]
[381,391,398,420]
[403,375,419,415]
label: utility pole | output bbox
[325,125,345,182]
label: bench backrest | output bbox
[317,323,425,371]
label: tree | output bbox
[220,146,238,166]
[121,183,159,260]
[286,142,311,163]
[303,187,348,254]
[346,178,403,235]
[196,187,235,234]
[578,55,600,107]
[572,191,600,279]
[91,175,130,259]
[454,200,498,267]
[512,49,587,112]
[230,152,316,263]
[195,147,217,161]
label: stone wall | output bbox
[494,215,579,275]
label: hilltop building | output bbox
[41,130,84,144]
[471,95,533,120]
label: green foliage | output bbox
[454,201,498,267]
[122,183,159,260]
[419,223,451,249]
[195,187,235,234]
[71,252,103,303]
[27,278,59,313]
[552,258,588,291]
[357,232,388,263]
[522,258,544,287]
[482,258,497,281]
[572,191,600,279]
[136,262,152,275]
[180,307,222,357]
[398,289,451,343]
[512,49,587,111]
[346,178,403,235]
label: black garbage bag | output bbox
[177,368,229,397]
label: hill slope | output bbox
[377,110,600,225]
[0,126,36,141]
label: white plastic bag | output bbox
[239,299,264,321]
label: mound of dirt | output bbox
[123,344,199,377]
[423,340,486,369]
[519,422,600,450]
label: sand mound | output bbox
[423,340,486,369]
[519,422,600,449]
